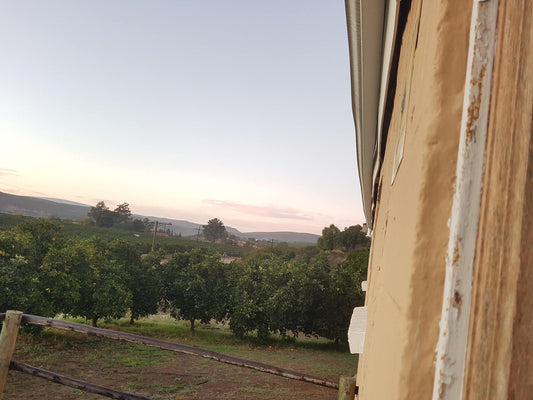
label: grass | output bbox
[55,316,358,379]
[95,315,359,383]
[6,315,358,400]
[153,378,186,393]
[111,346,174,368]
[64,314,352,356]
[240,386,268,394]
[15,342,51,355]
[126,376,186,392]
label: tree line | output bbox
[0,218,369,343]
[317,224,370,251]
[87,201,154,232]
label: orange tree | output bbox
[160,249,230,331]
[42,238,131,326]
[0,219,61,316]
[108,240,161,324]
[228,249,369,343]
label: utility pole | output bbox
[151,221,172,252]
[196,225,202,244]
[158,221,172,234]
[151,221,159,252]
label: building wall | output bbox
[356,1,472,399]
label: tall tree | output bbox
[113,202,132,224]
[337,225,371,250]
[317,224,340,250]
[202,218,227,242]
[88,201,115,227]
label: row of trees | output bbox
[0,219,155,326]
[317,224,370,251]
[228,249,368,341]
[88,201,155,233]
[88,201,132,228]
[0,219,368,342]
[88,203,227,240]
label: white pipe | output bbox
[431,0,499,399]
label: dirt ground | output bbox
[3,332,355,400]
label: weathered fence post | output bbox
[337,375,357,400]
[0,310,23,395]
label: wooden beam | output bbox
[10,361,149,400]
[337,375,358,400]
[0,310,22,395]
[16,314,338,390]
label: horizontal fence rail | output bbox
[10,361,150,400]
[1,313,339,391]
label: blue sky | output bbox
[0,1,364,234]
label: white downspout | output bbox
[432,0,499,399]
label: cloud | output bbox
[0,168,19,177]
[203,200,312,221]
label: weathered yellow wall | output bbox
[357,1,471,399]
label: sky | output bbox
[0,1,364,234]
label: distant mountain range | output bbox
[0,191,319,244]
[0,191,91,220]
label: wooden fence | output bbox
[0,311,358,400]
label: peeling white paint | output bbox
[431,0,499,399]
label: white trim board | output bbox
[432,0,499,398]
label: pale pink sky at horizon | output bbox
[0,1,365,235]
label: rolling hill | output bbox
[0,191,91,220]
[0,191,319,243]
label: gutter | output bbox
[345,0,387,228]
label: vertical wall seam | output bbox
[431,0,500,399]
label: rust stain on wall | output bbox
[466,65,487,143]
